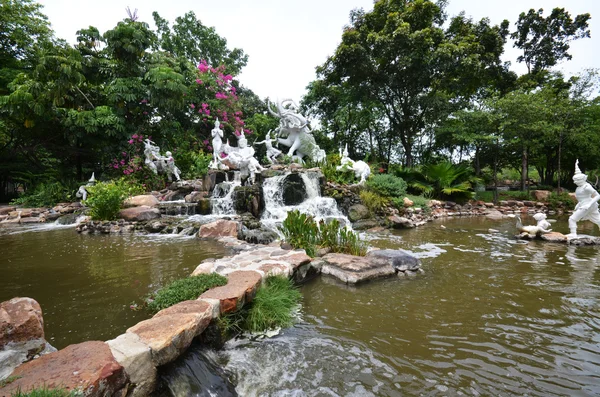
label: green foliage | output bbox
[319,153,357,184]
[546,192,576,211]
[9,387,79,397]
[176,150,212,179]
[148,273,228,313]
[365,174,407,198]
[396,162,478,201]
[359,190,389,215]
[474,190,533,202]
[391,195,431,214]
[243,276,302,332]
[84,179,144,220]
[10,181,75,207]
[280,210,367,257]
[0,376,21,388]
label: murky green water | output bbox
[163,216,600,396]
[0,225,226,349]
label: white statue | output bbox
[267,98,326,163]
[567,159,600,238]
[76,173,96,201]
[254,130,282,164]
[143,139,161,174]
[336,144,371,184]
[209,118,225,169]
[221,130,264,185]
[162,151,181,182]
[516,213,552,237]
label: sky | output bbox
[39,0,600,104]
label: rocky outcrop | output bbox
[0,298,49,381]
[198,219,240,239]
[124,195,160,208]
[200,271,262,314]
[119,206,161,222]
[348,204,369,222]
[0,341,128,396]
[233,184,264,218]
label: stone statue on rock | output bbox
[209,118,227,170]
[567,159,600,238]
[267,98,326,164]
[254,130,282,164]
[220,129,265,185]
[336,144,371,184]
[76,173,96,202]
[143,139,181,181]
[516,213,552,237]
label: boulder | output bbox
[200,270,262,314]
[485,210,505,220]
[198,219,240,239]
[241,227,278,245]
[0,206,15,216]
[367,249,421,272]
[541,232,568,243]
[196,198,212,215]
[347,204,370,222]
[352,219,379,230]
[1,341,128,396]
[387,215,415,229]
[119,206,161,222]
[107,333,155,397]
[403,197,414,207]
[124,195,160,208]
[0,298,45,349]
[282,173,307,206]
[145,220,167,233]
[185,191,208,203]
[233,185,264,218]
[320,253,396,284]
[533,190,551,201]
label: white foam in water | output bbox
[211,172,241,216]
[260,172,351,234]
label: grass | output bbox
[474,190,533,202]
[9,388,79,397]
[0,376,21,388]
[220,276,302,334]
[147,273,228,313]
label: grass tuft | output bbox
[148,273,228,313]
[9,387,79,397]
[244,276,302,333]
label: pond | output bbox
[160,216,600,396]
[0,224,226,349]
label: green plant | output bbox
[0,376,21,388]
[9,387,79,397]
[365,174,407,198]
[148,273,228,313]
[338,227,368,256]
[244,275,302,332]
[10,181,76,208]
[279,210,320,256]
[546,192,576,211]
[84,179,144,220]
[179,151,212,180]
[397,162,479,201]
[359,190,390,215]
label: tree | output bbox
[314,0,511,167]
[511,7,591,76]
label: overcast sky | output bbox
[39,0,599,103]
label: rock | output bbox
[541,232,568,243]
[198,219,240,239]
[200,270,262,314]
[185,191,208,203]
[233,185,264,218]
[145,220,167,233]
[124,195,160,208]
[403,197,414,207]
[282,252,312,270]
[485,210,505,220]
[196,198,212,215]
[387,215,415,229]
[533,190,551,201]
[0,298,45,349]
[55,213,80,225]
[241,227,278,245]
[2,341,128,396]
[367,249,421,271]
[0,206,16,216]
[203,170,229,193]
[568,235,600,246]
[119,206,161,222]
[352,219,379,230]
[107,333,155,397]
[316,247,332,257]
[282,173,307,206]
[280,242,293,250]
[320,253,396,284]
[20,217,42,223]
[347,204,370,222]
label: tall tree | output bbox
[511,7,591,76]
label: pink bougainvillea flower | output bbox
[132,134,138,139]
[128,139,134,144]
[203,140,209,145]
[190,103,195,109]
[196,79,203,84]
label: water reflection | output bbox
[0,227,226,348]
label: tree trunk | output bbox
[557,132,563,191]
[493,139,499,204]
[474,146,481,176]
[521,145,528,191]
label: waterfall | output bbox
[211,172,241,216]
[260,171,350,233]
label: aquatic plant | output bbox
[147,273,228,313]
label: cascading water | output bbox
[211,172,241,216]
[260,171,350,233]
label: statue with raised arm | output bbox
[254,130,282,164]
[144,139,161,174]
[567,159,600,238]
[209,118,224,169]
[336,144,371,184]
[162,151,181,182]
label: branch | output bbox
[75,86,95,109]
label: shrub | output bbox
[177,150,212,180]
[391,194,431,214]
[243,275,302,332]
[84,179,144,220]
[280,210,367,257]
[546,192,576,211]
[365,174,407,198]
[359,190,390,215]
[10,181,75,208]
[148,273,228,313]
